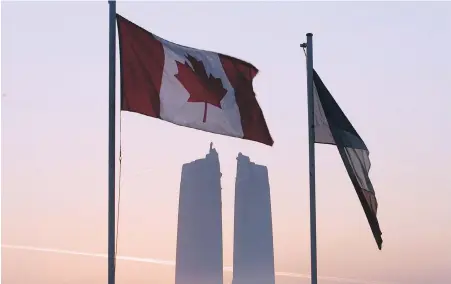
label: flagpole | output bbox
[305,33,317,284]
[108,1,117,284]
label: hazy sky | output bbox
[2,1,451,284]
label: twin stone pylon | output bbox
[175,144,275,284]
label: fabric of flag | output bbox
[312,69,383,249]
[116,14,273,146]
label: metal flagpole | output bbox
[305,33,317,284]
[108,1,117,284]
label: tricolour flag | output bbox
[313,69,383,249]
[116,14,273,146]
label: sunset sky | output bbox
[2,1,451,284]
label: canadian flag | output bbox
[117,15,273,146]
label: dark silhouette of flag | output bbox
[313,69,383,249]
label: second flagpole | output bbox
[305,33,317,284]
[108,1,117,284]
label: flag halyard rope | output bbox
[114,111,123,274]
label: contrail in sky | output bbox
[2,244,396,284]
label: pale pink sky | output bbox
[2,1,451,284]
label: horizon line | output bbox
[1,244,396,284]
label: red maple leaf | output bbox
[174,54,228,123]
